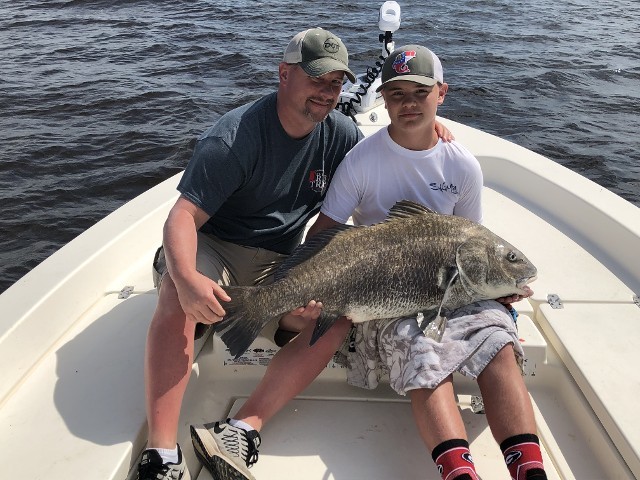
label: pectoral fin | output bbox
[309,311,342,346]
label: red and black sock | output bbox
[431,439,480,480]
[500,433,547,480]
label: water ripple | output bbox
[0,0,638,293]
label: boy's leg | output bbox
[477,344,536,443]
[409,377,466,451]
[410,381,481,480]
[478,345,546,479]
[374,303,526,480]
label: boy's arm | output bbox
[306,212,343,239]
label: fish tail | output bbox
[213,285,280,358]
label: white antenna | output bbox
[337,2,402,115]
[378,1,401,56]
[378,1,401,33]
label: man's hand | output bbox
[162,196,227,325]
[173,271,231,325]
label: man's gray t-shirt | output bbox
[178,92,363,254]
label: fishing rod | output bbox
[337,1,401,120]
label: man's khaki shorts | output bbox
[152,232,288,338]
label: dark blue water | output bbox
[1,0,639,293]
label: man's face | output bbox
[280,63,345,124]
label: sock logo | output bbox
[437,464,443,474]
[462,452,474,464]
[505,450,523,466]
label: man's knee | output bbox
[155,275,180,309]
[151,276,193,333]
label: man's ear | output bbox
[279,62,289,82]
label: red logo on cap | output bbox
[392,50,417,74]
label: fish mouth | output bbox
[515,275,537,296]
[517,285,534,297]
[516,275,537,289]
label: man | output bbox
[136,28,361,480]
[138,28,453,479]
[193,45,547,480]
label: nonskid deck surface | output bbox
[187,324,627,480]
[188,396,562,480]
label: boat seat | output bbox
[537,302,640,476]
[482,187,640,478]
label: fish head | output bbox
[456,234,537,300]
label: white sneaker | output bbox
[136,444,188,480]
[191,420,261,480]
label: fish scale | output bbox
[214,201,537,358]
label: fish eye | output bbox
[507,251,518,262]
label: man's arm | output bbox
[163,196,231,324]
[435,119,454,142]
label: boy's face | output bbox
[381,80,448,132]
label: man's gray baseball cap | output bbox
[376,44,444,91]
[283,28,356,83]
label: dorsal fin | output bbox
[275,224,354,281]
[386,200,438,220]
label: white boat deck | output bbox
[1,116,639,479]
